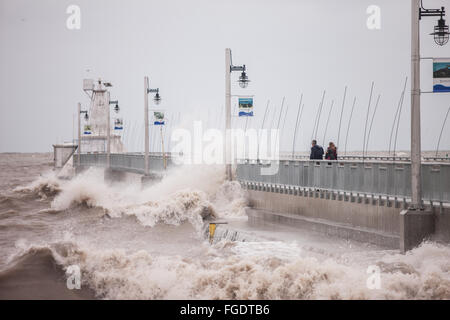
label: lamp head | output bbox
[431,17,449,46]
[238,70,250,89]
[154,92,161,105]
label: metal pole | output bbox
[292,93,304,158]
[435,104,450,157]
[411,0,422,209]
[389,77,408,155]
[435,106,450,158]
[276,97,285,132]
[337,86,347,148]
[106,91,111,168]
[344,97,356,156]
[363,81,374,160]
[365,94,381,152]
[77,102,81,166]
[144,76,149,176]
[281,103,289,133]
[314,90,326,140]
[225,48,232,181]
[393,88,407,161]
[322,99,334,147]
[257,100,270,161]
[311,101,320,142]
[160,126,167,170]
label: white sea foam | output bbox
[7,240,450,300]
[9,158,450,300]
[49,165,247,231]
[13,170,61,199]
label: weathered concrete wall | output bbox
[246,189,403,248]
[53,145,76,168]
[433,206,450,243]
[103,168,127,184]
[245,188,450,250]
[400,209,434,252]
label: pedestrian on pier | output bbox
[325,142,337,160]
[310,140,324,160]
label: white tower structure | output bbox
[81,78,125,154]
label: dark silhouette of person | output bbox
[310,140,324,160]
[325,142,338,160]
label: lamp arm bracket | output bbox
[419,7,445,19]
[230,65,245,72]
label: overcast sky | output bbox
[1,0,449,153]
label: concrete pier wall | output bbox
[433,206,450,243]
[246,189,402,248]
[245,188,450,250]
[53,144,77,168]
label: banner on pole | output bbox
[114,118,123,130]
[238,97,254,117]
[153,111,165,125]
[433,59,450,92]
[83,125,92,135]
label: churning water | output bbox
[0,153,449,299]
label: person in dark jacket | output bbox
[325,142,338,160]
[310,140,324,160]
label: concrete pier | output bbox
[74,165,88,175]
[400,209,434,252]
[53,144,77,168]
[246,189,402,249]
[141,173,163,187]
[244,188,450,251]
[104,168,127,183]
[71,153,450,251]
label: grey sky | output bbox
[1,0,449,153]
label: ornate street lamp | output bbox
[238,67,250,88]
[144,77,162,176]
[77,104,89,165]
[420,4,449,46]
[430,16,449,46]
[225,49,250,180]
[153,91,161,105]
[409,0,448,214]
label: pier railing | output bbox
[73,153,450,203]
[73,153,173,174]
[236,159,450,204]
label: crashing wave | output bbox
[48,165,247,230]
[2,241,450,300]
[13,171,61,199]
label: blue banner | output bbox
[114,118,123,130]
[433,60,450,92]
[83,125,92,135]
[238,97,253,117]
[154,112,165,125]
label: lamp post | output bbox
[410,0,449,210]
[144,76,161,176]
[106,92,119,169]
[225,48,250,181]
[77,103,88,166]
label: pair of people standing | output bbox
[310,140,337,160]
